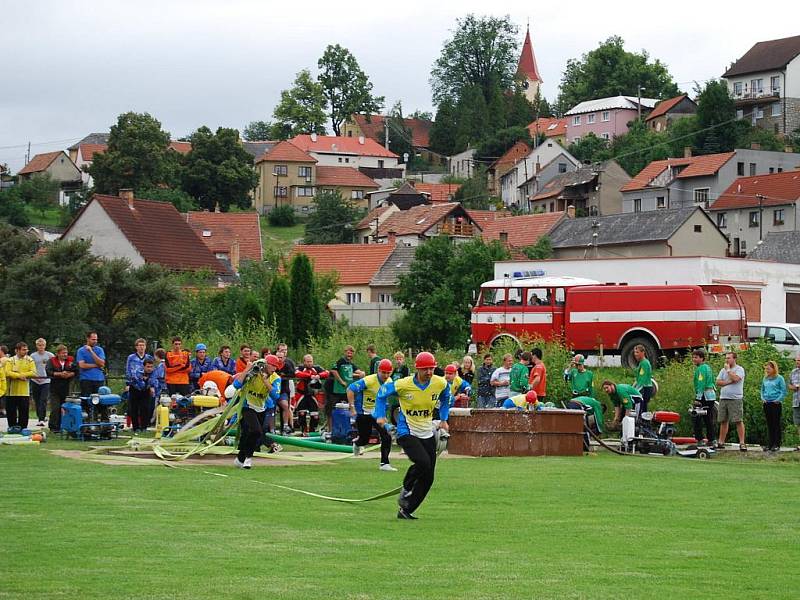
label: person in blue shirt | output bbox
[373,351,451,520]
[189,343,212,391]
[211,345,237,376]
[125,338,153,433]
[761,360,787,452]
[347,358,396,471]
[76,331,106,396]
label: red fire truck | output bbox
[470,271,747,367]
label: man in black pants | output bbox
[373,351,451,519]
[347,358,396,471]
[232,356,281,469]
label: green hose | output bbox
[267,433,353,453]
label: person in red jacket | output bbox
[165,337,191,396]
[235,344,252,373]
[293,354,328,433]
[45,345,76,433]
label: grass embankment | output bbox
[260,217,305,253]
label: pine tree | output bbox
[267,275,293,344]
[289,253,319,348]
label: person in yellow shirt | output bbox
[232,356,281,469]
[5,342,36,429]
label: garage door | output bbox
[786,293,800,322]
[736,289,761,321]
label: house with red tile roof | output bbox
[61,190,230,276]
[17,150,82,185]
[412,182,461,203]
[343,114,432,148]
[531,160,631,216]
[644,94,697,133]
[498,139,580,207]
[289,133,402,171]
[185,210,262,271]
[361,202,482,246]
[480,212,565,252]
[488,141,531,196]
[708,170,800,257]
[527,117,567,145]
[620,148,800,213]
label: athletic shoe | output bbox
[234,458,246,469]
[739,445,747,452]
[397,487,412,510]
[282,425,292,435]
[379,463,398,472]
[268,443,282,454]
[243,457,253,469]
[37,421,45,427]
[397,508,417,520]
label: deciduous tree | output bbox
[304,190,360,244]
[273,69,327,137]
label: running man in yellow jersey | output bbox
[232,356,281,469]
[347,358,396,471]
[373,352,451,519]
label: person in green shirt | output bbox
[633,344,654,416]
[602,380,642,430]
[570,395,604,434]
[691,349,717,446]
[325,345,363,433]
[564,354,593,397]
[509,351,531,394]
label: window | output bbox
[572,116,581,125]
[480,288,505,306]
[273,186,288,197]
[772,102,782,117]
[751,78,763,94]
[345,292,362,305]
[338,157,343,163]
[767,327,797,346]
[749,163,756,176]
[737,162,745,176]
[774,209,785,225]
[771,75,780,93]
[558,162,568,174]
[526,288,550,306]
[587,113,596,124]
[693,188,710,207]
[769,167,775,174]
[694,224,702,233]
[601,132,610,140]
[736,109,744,120]
[656,196,666,209]
[378,159,384,168]
[296,187,314,197]
[633,198,642,213]
[507,288,523,306]
[749,211,760,227]
[778,167,783,173]
[554,288,566,306]
[351,190,364,200]
[379,293,393,304]
[601,111,610,122]
[755,107,764,119]
[717,212,727,228]
[345,157,350,163]
[572,136,581,143]
[733,82,743,96]
[273,165,288,176]
[298,166,312,178]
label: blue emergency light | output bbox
[512,270,545,278]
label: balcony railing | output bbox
[440,222,476,237]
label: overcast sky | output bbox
[2,0,799,171]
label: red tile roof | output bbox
[288,243,396,285]
[620,152,735,192]
[17,151,65,175]
[352,114,432,148]
[79,143,107,161]
[527,117,567,139]
[63,194,228,274]
[710,171,800,210]
[315,166,379,188]
[480,213,564,248]
[412,182,461,203]
[517,28,542,82]
[185,211,263,262]
[169,141,192,154]
[357,205,394,229]
[290,134,399,159]
[466,209,513,226]
[492,141,531,172]
[255,140,316,164]
[645,94,688,121]
[378,202,480,236]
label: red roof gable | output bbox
[466,209,513,226]
[256,140,316,164]
[645,94,688,121]
[621,152,735,192]
[290,134,399,159]
[492,141,531,171]
[517,27,542,83]
[352,115,432,148]
[185,211,263,262]
[413,182,461,203]
[315,166,379,188]
[357,205,394,229]
[18,151,65,175]
[480,213,564,248]
[288,243,396,285]
[378,202,480,237]
[527,117,567,139]
[63,194,228,274]
[169,141,192,154]
[79,143,107,161]
[710,171,800,210]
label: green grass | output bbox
[260,216,305,253]
[4,441,800,599]
[25,205,64,227]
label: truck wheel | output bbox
[621,337,657,370]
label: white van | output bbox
[747,322,800,356]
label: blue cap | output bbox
[195,343,207,352]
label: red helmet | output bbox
[265,354,281,368]
[526,390,538,404]
[414,351,437,369]
[378,358,394,373]
[444,363,458,375]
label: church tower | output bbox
[516,25,542,103]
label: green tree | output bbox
[454,84,490,152]
[522,236,552,259]
[567,132,611,164]
[273,69,327,137]
[317,44,384,135]
[735,123,786,152]
[242,120,276,141]
[606,120,670,176]
[0,187,31,226]
[392,236,510,349]
[289,253,320,347]
[16,173,60,218]
[138,187,198,212]
[694,80,739,154]
[181,126,258,211]
[453,167,492,209]
[664,114,700,157]
[505,85,536,128]
[304,190,360,244]
[476,126,532,163]
[555,36,680,114]
[429,99,459,155]
[267,274,292,343]
[0,222,38,266]
[89,112,178,194]
[379,102,414,164]
[430,14,519,106]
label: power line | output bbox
[0,136,82,151]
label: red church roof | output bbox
[517,27,542,83]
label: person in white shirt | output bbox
[490,353,514,407]
[787,355,800,452]
[30,338,54,427]
[715,351,747,452]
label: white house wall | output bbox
[62,201,144,265]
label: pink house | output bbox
[564,95,658,143]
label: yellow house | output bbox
[253,141,378,213]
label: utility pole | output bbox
[384,117,390,151]
[637,86,644,121]
[26,141,31,165]
[757,193,765,242]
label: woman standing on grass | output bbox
[761,360,787,452]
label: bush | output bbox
[267,205,297,227]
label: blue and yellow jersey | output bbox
[373,375,451,439]
[448,375,471,404]
[348,373,386,414]
[507,393,529,408]
[234,371,280,412]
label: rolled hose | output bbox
[266,433,353,453]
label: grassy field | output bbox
[260,217,305,253]
[3,439,800,599]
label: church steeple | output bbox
[517,25,542,102]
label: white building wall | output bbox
[307,152,401,170]
[499,141,579,206]
[787,56,800,97]
[62,201,144,265]
[493,255,800,323]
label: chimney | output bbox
[499,231,508,244]
[750,142,761,150]
[310,132,318,142]
[387,230,397,244]
[683,146,692,158]
[214,202,221,213]
[358,135,365,145]
[119,188,134,208]
[566,205,576,219]
[230,239,240,273]
[535,160,541,174]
